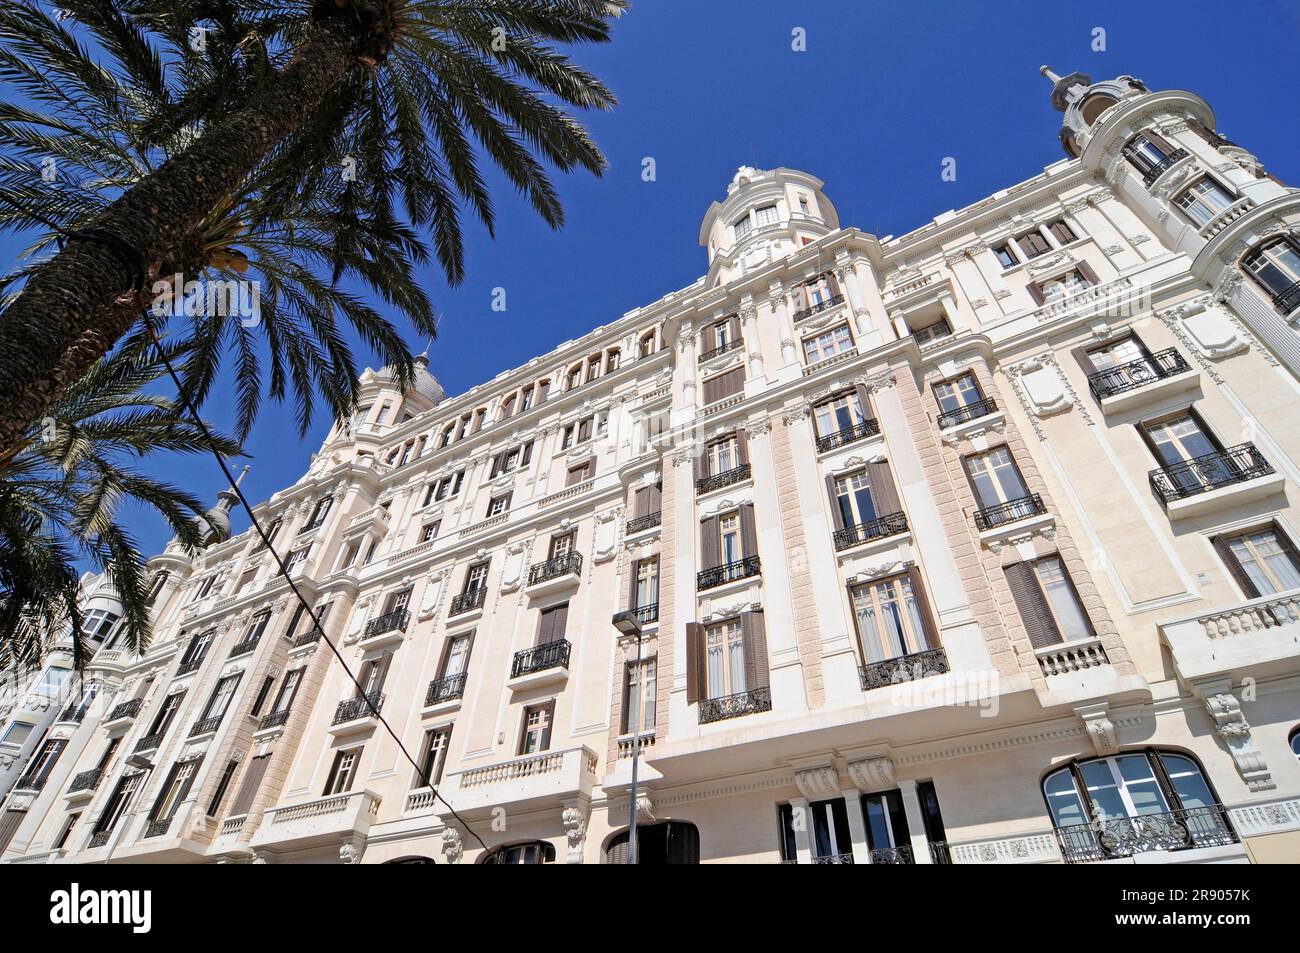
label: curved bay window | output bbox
[482,840,556,865]
[1122,130,1186,184]
[1173,177,1237,228]
[1242,237,1300,316]
[1044,750,1237,863]
[605,821,699,864]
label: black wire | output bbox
[141,323,489,855]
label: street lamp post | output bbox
[611,609,644,864]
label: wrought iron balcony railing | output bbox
[293,626,323,647]
[793,294,845,322]
[527,552,583,587]
[449,586,487,616]
[1141,148,1189,185]
[106,697,144,722]
[144,818,172,838]
[859,648,949,691]
[1149,444,1274,504]
[14,769,51,791]
[1272,279,1300,316]
[814,418,881,453]
[134,732,165,753]
[936,397,998,430]
[259,709,292,730]
[928,841,952,865]
[696,464,751,495]
[333,691,385,725]
[869,846,915,864]
[88,830,112,849]
[364,608,410,640]
[511,640,572,678]
[227,637,261,658]
[59,698,93,723]
[698,686,772,724]
[176,656,205,677]
[698,337,743,363]
[626,603,659,626]
[425,672,468,707]
[812,852,855,864]
[626,510,662,534]
[833,512,908,551]
[68,767,105,794]
[697,556,761,591]
[973,493,1046,530]
[189,714,224,737]
[1087,348,1190,401]
[1054,805,1237,863]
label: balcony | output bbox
[67,767,105,795]
[189,714,224,738]
[617,603,659,627]
[292,626,323,648]
[695,464,751,495]
[332,691,384,728]
[175,656,204,677]
[833,512,908,552]
[14,769,51,792]
[1054,806,1237,863]
[1036,638,1111,677]
[88,830,112,849]
[438,746,598,817]
[510,640,572,689]
[258,708,292,731]
[526,552,583,594]
[449,586,487,617]
[928,841,952,865]
[937,397,998,431]
[1087,348,1195,408]
[1272,279,1300,317]
[812,852,854,864]
[973,493,1046,531]
[103,697,144,728]
[424,672,467,708]
[360,608,410,649]
[1149,443,1280,519]
[698,338,743,363]
[144,818,172,839]
[134,732,165,753]
[227,637,261,659]
[626,511,662,534]
[793,293,845,322]
[868,846,915,864]
[859,648,949,691]
[1142,148,1189,186]
[1159,589,1300,689]
[698,687,772,724]
[252,789,381,853]
[58,698,93,724]
[697,556,761,591]
[815,418,881,454]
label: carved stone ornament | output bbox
[847,756,895,792]
[794,766,841,800]
[441,827,464,864]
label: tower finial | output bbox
[233,464,250,489]
[1040,65,1062,84]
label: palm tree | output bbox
[0,335,241,670]
[0,0,624,451]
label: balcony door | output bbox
[814,392,865,439]
[704,618,746,700]
[933,373,983,416]
[861,790,912,859]
[1084,335,1153,388]
[518,702,554,755]
[1140,411,1235,495]
[811,798,852,862]
[850,573,930,664]
[964,447,1030,511]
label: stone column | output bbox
[740,301,763,380]
[769,280,799,371]
[897,779,933,864]
[842,789,871,865]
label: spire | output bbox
[1040,65,1062,84]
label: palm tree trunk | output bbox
[0,20,358,453]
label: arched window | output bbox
[385,856,435,864]
[1242,237,1300,316]
[1079,93,1117,125]
[1289,726,1299,760]
[482,840,556,865]
[604,821,699,864]
[1043,750,1236,862]
[1122,130,1185,183]
[638,331,656,359]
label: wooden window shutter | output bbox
[693,445,707,482]
[626,559,641,611]
[741,609,771,690]
[632,486,645,518]
[826,270,843,298]
[538,606,556,644]
[685,623,705,703]
[1049,221,1074,244]
[728,314,742,343]
[735,429,749,466]
[905,567,941,649]
[1004,562,1062,649]
[825,473,846,530]
[1076,261,1100,286]
[606,832,630,865]
[854,384,873,422]
[1211,535,1261,599]
[647,482,662,513]
[738,504,758,559]
[1071,346,1098,378]
[620,665,633,734]
[521,441,533,467]
[701,516,720,570]
[701,374,717,406]
[490,452,502,479]
[0,809,27,855]
[371,653,392,693]
[1273,522,1300,577]
[1026,281,1046,305]
[868,461,903,516]
[1143,129,1175,154]
[228,754,271,817]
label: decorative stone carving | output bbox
[592,507,622,563]
[847,756,895,792]
[794,766,841,800]
[441,827,463,864]
[339,839,362,864]
[1202,690,1274,792]
[1075,703,1118,755]
[562,805,588,864]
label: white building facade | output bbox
[3,67,1300,865]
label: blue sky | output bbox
[8,0,1300,560]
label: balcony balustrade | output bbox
[333,691,385,726]
[697,556,761,591]
[928,841,952,865]
[698,338,743,363]
[695,464,751,495]
[626,511,662,534]
[812,852,854,864]
[624,603,659,626]
[134,732,165,753]
[814,418,881,453]
[832,512,908,551]
[859,648,949,691]
[259,709,292,730]
[1087,348,1191,402]
[425,672,467,707]
[1148,444,1273,505]
[144,818,172,838]
[227,636,262,658]
[175,657,204,676]
[293,626,323,648]
[698,686,772,724]
[973,493,1046,531]
[868,846,915,864]
[1054,806,1237,863]
[364,608,410,640]
[88,830,112,849]
[14,769,50,792]
[527,552,583,588]
[793,294,845,322]
[68,767,105,794]
[511,640,571,679]
[1142,148,1189,185]
[1273,279,1300,316]
[189,714,224,737]
[449,587,487,616]
[106,697,144,722]
[937,397,998,430]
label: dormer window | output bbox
[754,204,778,227]
[734,213,753,241]
[911,317,952,346]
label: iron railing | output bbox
[88,830,112,849]
[626,603,659,626]
[793,294,845,322]
[134,732,165,753]
[259,709,292,730]
[698,687,772,724]
[333,691,385,725]
[176,656,205,676]
[869,846,915,864]
[511,640,571,678]
[833,512,908,551]
[928,841,952,865]
[696,464,751,495]
[1149,444,1273,504]
[293,626,323,647]
[1087,348,1190,401]
[815,418,881,453]
[697,556,761,591]
[527,552,583,587]
[1054,805,1237,863]
[859,648,949,691]
[106,697,144,722]
[189,714,224,737]
[144,818,172,838]
[698,338,743,363]
[626,510,662,534]
[227,637,261,658]
[364,608,410,640]
[449,587,487,615]
[1140,148,1189,185]
[59,697,93,723]
[68,767,105,794]
[425,672,468,706]
[937,397,998,430]
[973,493,1046,530]
[14,768,51,791]
[1272,279,1300,316]
[811,852,855,864]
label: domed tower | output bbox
[1042,65,1149,158]
[699,166,840,284]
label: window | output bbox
[861,789,912,856]
[566,459,594,487]
[258,518,282,550]
[1016,229,1052,259]
[519,702,555,755]
[1139,410,1235,496]
[20,739,67,788]
[605,821,699,864]
[1243,238,1300,305]
[701,366,745,405]
[234,568,258,593]
[803,324,854,364]
[833,470,879,527]
[733,213,753,241]
[146,691,185,739]
[562,415,594,449]
[1214,524,1300,598]
[249,675,275,716]
[149,757,203,825]
[304,496,332,530]
[485,841,557,864]
[994,243,1018,269]
[606,349,620,372]
[324,747,363,795]
[910,317,952,345]
[420,522,439,543]
[633,556,659,609]
[754,204,778,227]
[537,603,569,644]
[718,513,741,564]
[92,771,143,838]
[270,668,304,715]
[1037,269,1091,302]
[706,434,740,476]
[54,813,80,850]
[487,493,511,517]
[809,798,852,861]
[1005,556,1094,647]
[208,760,239,817]
[1046,218,1077,245]
[622,658,657,735]
[849,572,931,664]
[549,533,575,560]
[199,674,241,726]
[82,608,122,642]
[1175,177,1236,227]
[1123,130,1177,174]
[704,618,746,698]
[491,442,532,477]
[440,634,473,680]
[639,332,657,358]
[1085,333,1148,374]
[0,723,32,747]
[179,629,215,669]
[439,423,455,448]
[777,804,800,863]
[285,547,309,572]
[416,727,453,787]
[586,355,602,382]
[193,575,217,602]
[813,392,866,439]
[499,394,516,420]
[933,372,983,416]
[565,365,583,391]
[356,654,391,699]
[396,441,414,466]
[464,562,489,593]
[963,446,1030,509]
[239,610,271,648]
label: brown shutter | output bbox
[1211,535,1261,599]
[701,516,720,570]
[1076,260,1100,286]
[701,374,716,406]
[620,664,633,734]
[825,473,846,530]
[741,609,770,690]
[1004,562,1062,649]
[537,380,549,404]
[626,559,640,610]
[694,444,707,483]
[1071,346,1098,378]
[646,482,662,514]
[371,653,392,693]
[1143,129,1175,154]
[552,603,570,641]
[905,567,941,649]
[228,754,271,817]
[631,486,645,518]
[868,461,902,516]
[685,623,705,703]
[854,384,873,422]
[728,313,742,343]
[1273,522,1300,578]
[738,504,758,560]
[826,271,842,298]
[735,429,749,466]
[1027,281,1046,305]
